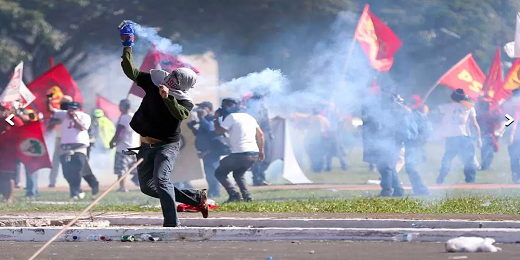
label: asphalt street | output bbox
[1,241,518,260]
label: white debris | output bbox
[445,237,502,253]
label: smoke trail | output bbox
[132,22,183,54]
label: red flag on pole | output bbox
[26,64,83,119]
[354,4,402,72]
[128,46,199,98]
[493,58,520,107]
[96,94,121,122]
[0,121,52,173]
[438,53,486,101]
[483,47,503,98]
[49,56,55,68]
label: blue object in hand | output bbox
[118,20,135,47]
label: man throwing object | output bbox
[118,20,208,227]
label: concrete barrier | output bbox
[97,216,520,229]
[1,227,520,243]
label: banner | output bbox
[0,121,52,173]
[129,46,199,98]
[354,4,402,72]
[26,64,83,119]
[1,62,24,103]
[438,53,486,101]
[494,59,520,106]
[19,81,36,108]
[95,95,121,122]
[483,46,503,98]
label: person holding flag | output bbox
[0,103,24,204]
[118,20,208,227]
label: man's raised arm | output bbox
[121,47,142,82]
[118,20,142,82]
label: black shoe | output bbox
[243,197,253,202]
[91,184,99,196]
[224,195,243,203]
[48,184,56,188]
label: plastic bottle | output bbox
[121,235,135,242]
[140,234,158,242]
[87,235,100,241]
[65,235,78,242]
[392,233,420,242]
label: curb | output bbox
[96,216,520,229]
[1,227,520,243]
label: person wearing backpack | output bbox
[404,96,431,195]
[374,92,418,197]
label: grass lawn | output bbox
[2,188,520,214]
[1,141,518,214]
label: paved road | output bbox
[0,241,516,260]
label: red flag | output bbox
[129,46,199,98]
[354,4,402,72]
[494,58,520,107]
[483,47,503,98]
[26,64,83,119]
[0,121,52,173]
[438,53,486,101]
[96,94,121,122]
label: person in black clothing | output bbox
[243,93,271,186]
[118,20,208,227]
[188,101,230,197]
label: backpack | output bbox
[413,110,432,142]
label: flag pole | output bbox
[342,38,357,75]
[422,79,441,103]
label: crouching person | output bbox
[214,98,265,202]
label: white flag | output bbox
[0,62,24,103]
[505,41,515,58]
[19,80,36,108]
[515,12,520,58]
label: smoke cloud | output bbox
[133,22,183,55]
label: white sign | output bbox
[0,62,24,103]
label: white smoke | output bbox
[132,22,183,55]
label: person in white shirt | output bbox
[436,88,481,184]
[47,96,73,188]
[110,99,140,192]
[46,97,99,199]
[214,98,265,202]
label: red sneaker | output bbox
[198,189,209,218]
